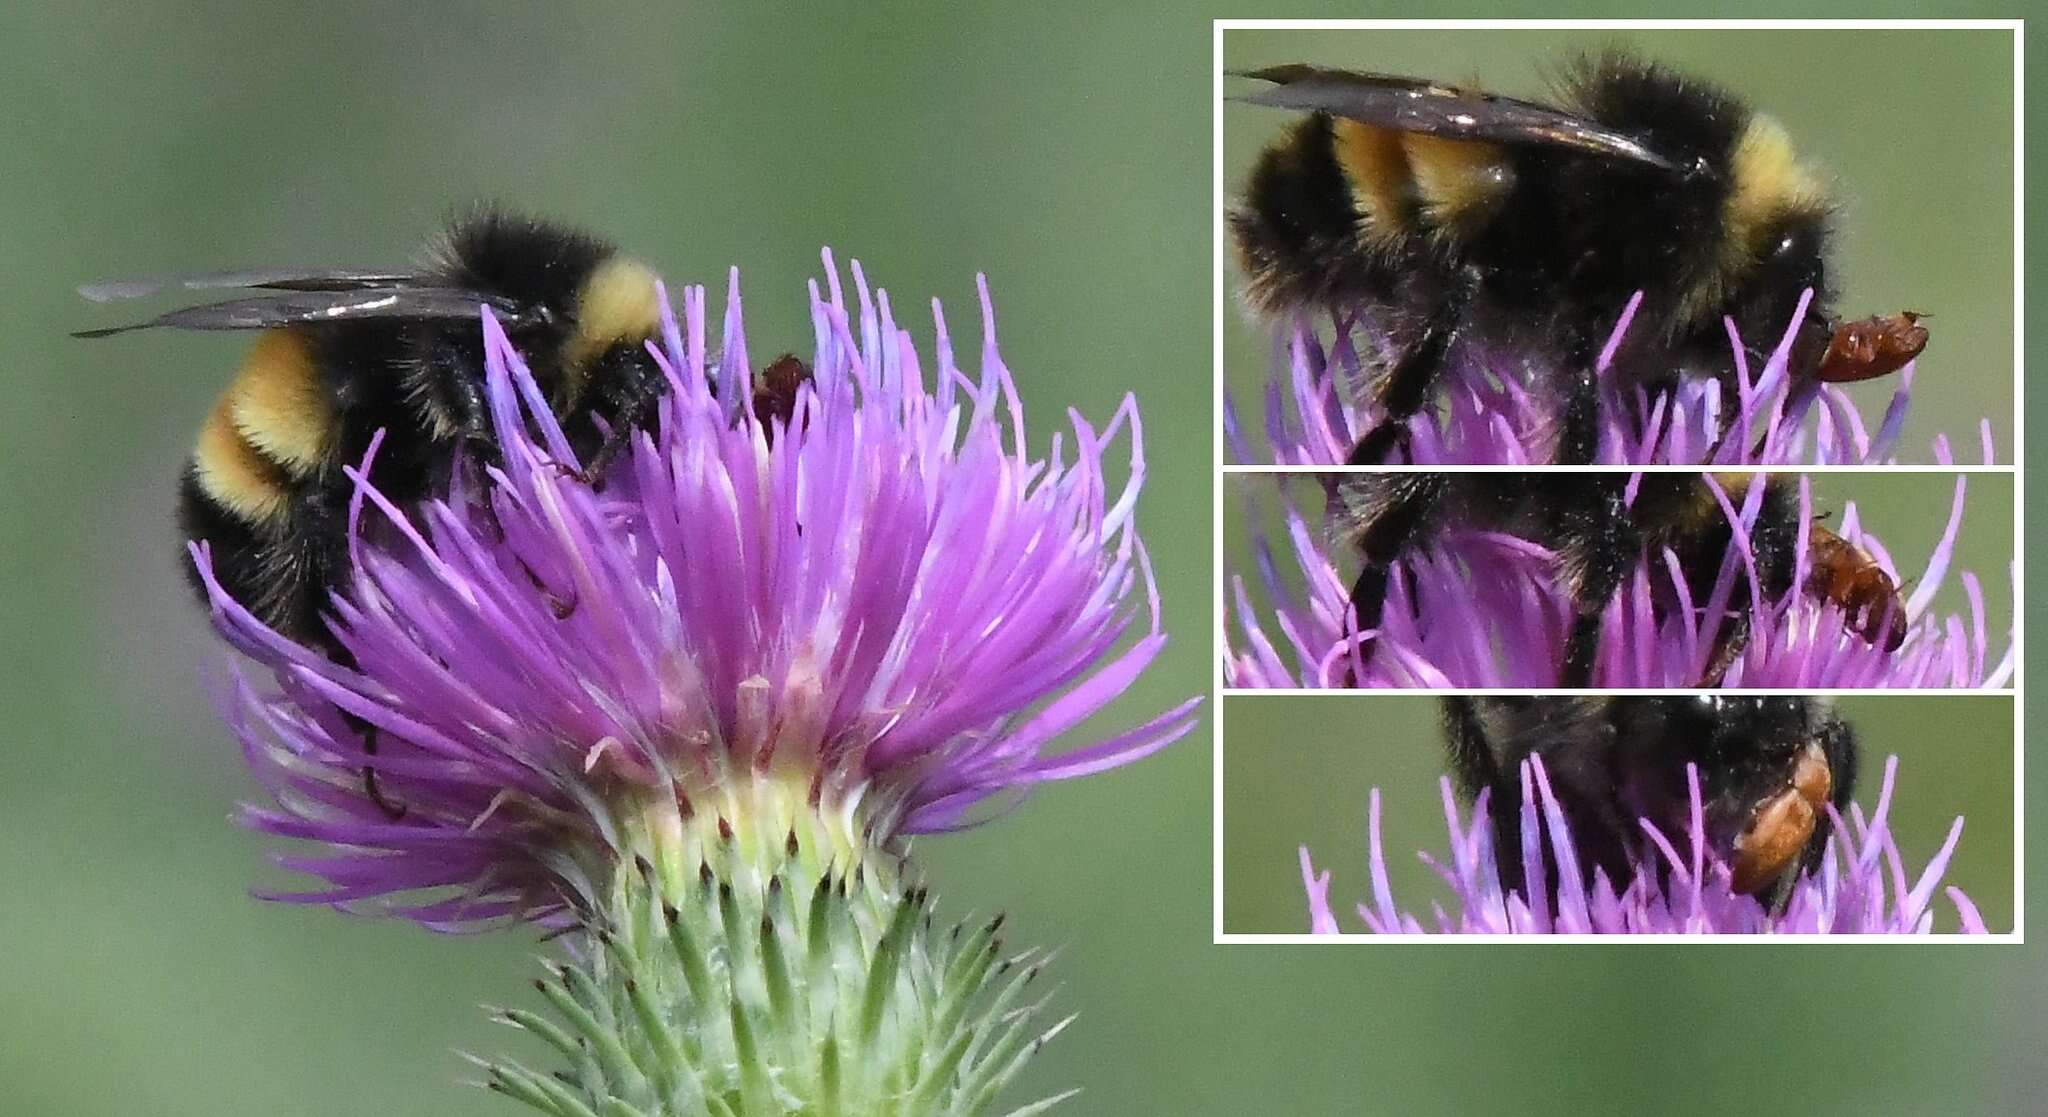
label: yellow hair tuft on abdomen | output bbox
[1332,119,1416,245]
[194,396,290,524]
[227,329,333,475]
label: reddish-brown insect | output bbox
[1815,311,1929,383]
[1730,742,1833,895]
[1806,522,1909,651]
[752,353,813,436]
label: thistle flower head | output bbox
[1301,755,1987,935]
[1228,292,1994,467]
[1227,473,2011,689]
[200,255,1199,929]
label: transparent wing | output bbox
[72,286,526,339]
[77,267,422,304]
[1231,65,1682,173]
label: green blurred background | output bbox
[1226,472,2017,679]
[1223,27,2017,464]
[0,7,2037,1117]
[1223,695,2015,934]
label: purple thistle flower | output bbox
[1226,291,1996,467]
[197,253,1200,928]
[1301,754,1988,935]
[1227,473,2011,689]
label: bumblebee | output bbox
[1336,472,1905,687]
[1230,51,1928,464]
[78,208,807,813]
[1442,695,1857,912]
[77,208,683,645]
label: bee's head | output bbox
[1709,121,1933,385]
[1686,114,1837,364]
[1723,207,1835,368]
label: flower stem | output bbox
[478,782,1070,1116]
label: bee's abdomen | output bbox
[191,391,293,525]
[1230,114,1380,315]
[181,328,339,639]
[176,464,315,639]
[191,329,335,509]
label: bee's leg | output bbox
[312,624,409,821]
[1558,596,1614,688]
[1695,613,1751,686]
[1690,490,1794,684]
[1530,748,1642,902]
[1554,329,1606,466]
[355,719,408,821]
[1347,335,1444,465]
[1347,278,1475,465]
[1339,474,1449,680]
[201,534,405,823]
[1438,697,1500,800]
[1479,757,1531,899]
[1442,698,1525,894]
[575,349,671,484]
[578,397,652,482]
[1669,474,1801,682]
[1557,373,1600,466]
[576,423,636,484]
[1556,479,1640,688]
[404,333,498,464]
[446,372,489,441]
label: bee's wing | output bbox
[1230,65,1682,174]
[71,286,528,338]
[77,268,423,303]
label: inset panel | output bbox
[1220,694,2013,937]
[1223,472,2012,689]
[1219,26,2015,466]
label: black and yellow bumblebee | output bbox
[77,208,677,647]
[77,208,807,813]
[1335,472,1905,688]
[1230,51,1928,464]
[1443,695,1856,913]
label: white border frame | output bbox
[1209,18,2024,945]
